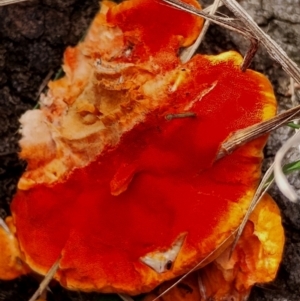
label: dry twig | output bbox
[0,0,28,6]
[0,217,10,234]
[230,163,275,257]
[180,0,222,63]
[217,104,300,159]
[29,260,60,301]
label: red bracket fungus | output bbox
[0,0,284,298]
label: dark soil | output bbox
[0,0,300,300]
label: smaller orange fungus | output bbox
[0,217,29,280]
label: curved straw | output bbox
[180,0,222,63]
[217,104,300,160]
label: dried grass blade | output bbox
[0,0,28,6]
[217,104,300,160]
[197,271,207,299]
[162,0,253,38]
[202,1,224,13]
[229,163,274,257]
[28,259,60,301]
[118,294,135,301]
[180,0,222,63]
[0,217,11,234]
[221,0,300,85]
[163,0,300,84]
[35,70,54,101]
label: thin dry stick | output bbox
[162,0,300,85]
[180,0,222,63]
[0,0,28,5]
[289,77,300,138]
[202,2,224,14]
[118,294,135,301]
[162,0,253,39]
[29,259,60,301]
[35,70,54,101]
[232,110,300,249]
[221,0,300,85]
[220,110,300,243]
[217,104,300,159]
[217,86,300,264]
[197,271,207,299]
[0,217,10,234]
[291,78,297,108]
[229,163,275,257]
